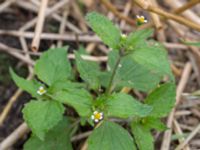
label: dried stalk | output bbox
[0,123,29,150]
[161,63,192,150]
[31,0,49,51]
[100,0,135,26]
[134,0,200,31]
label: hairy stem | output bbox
[106,50,123,94]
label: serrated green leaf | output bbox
[86,12,121,49]
[131,122,154,150]
[126,29,153,50]
[9,68,41,98]
[48,79,85,93]
[23,117,72,150]
[23,100,65,140]
[107,51,162,92]
[53,89,92,117]
[75,52,100,90]
[130,43,174,80]
[88,121,136,150]
[145,83,176,118]
[105,93,152,118]
[144,117,167,131]
[34,47,72,86]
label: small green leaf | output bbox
[126,29,153,50]
[131,121,154,150]
[9,68,41,98]
[145,83,176,118]
[107,51,162,92]
[24,117,73,150]
[75,52,100,90]
[105,93,152,118]
[144,117,167,131]
[34,47,72,86]
[53,89,93,117]
[22,100,65,140]
[130,43,174,80]
[86,12,121,49]
[88,121,136,150]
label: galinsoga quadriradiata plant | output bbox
[10,12,176,150]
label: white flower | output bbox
[121,33,127,39]
[136,15,148,24]
[37,86,46,95]
[91,111,104,123]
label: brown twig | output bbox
[161,62,192,150]
[71,131,92,142]
[148,0,162,30]
[0,90,22,126]
[134,0,200,31]
[173,0,200,14]
[0,74,32,126]
[31,0,49,51]
[71,1,88,32]
[166,0,200,25]
[173,119,190,150]
[175,123,200,150]
[0,30,100,42]
[0,0,15,13]
[0,123,29,150]
[120,2,132,29]
[17,0,80,33]
[57,9,69,47]
[100,0,135,26]
[0,43,34,66]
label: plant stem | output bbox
[106,50,123,94]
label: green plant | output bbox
[10,12,176,150]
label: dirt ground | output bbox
[0,0,200,150]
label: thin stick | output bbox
[0,30,101,42]
[161,63,192,150]
[0,90,22,126]
[148,0,162,30]
[0,0,15,13]
[71,131,92,142]
[100,0,135,26]
[0,123,29,150]
[173,0,200,14]
[175,123,200,150]
[0,44,107,62]
[138,0,200,30]
[0,43,34,66]
[120,2,131,29]
[166,0,200,25]
[31,0,49,51]
[57,9,69,47]
[0,74,32,126]
[173,119,190,150]
[19,37,33,73]
[71,1,88,32]
[16,0,80,33]
[163,42,188,50]
[134,0,200,31]
[68,54,107,62]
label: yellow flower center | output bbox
[94,113,101,120]
[137,17,145,23]
[39,89,45,93]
